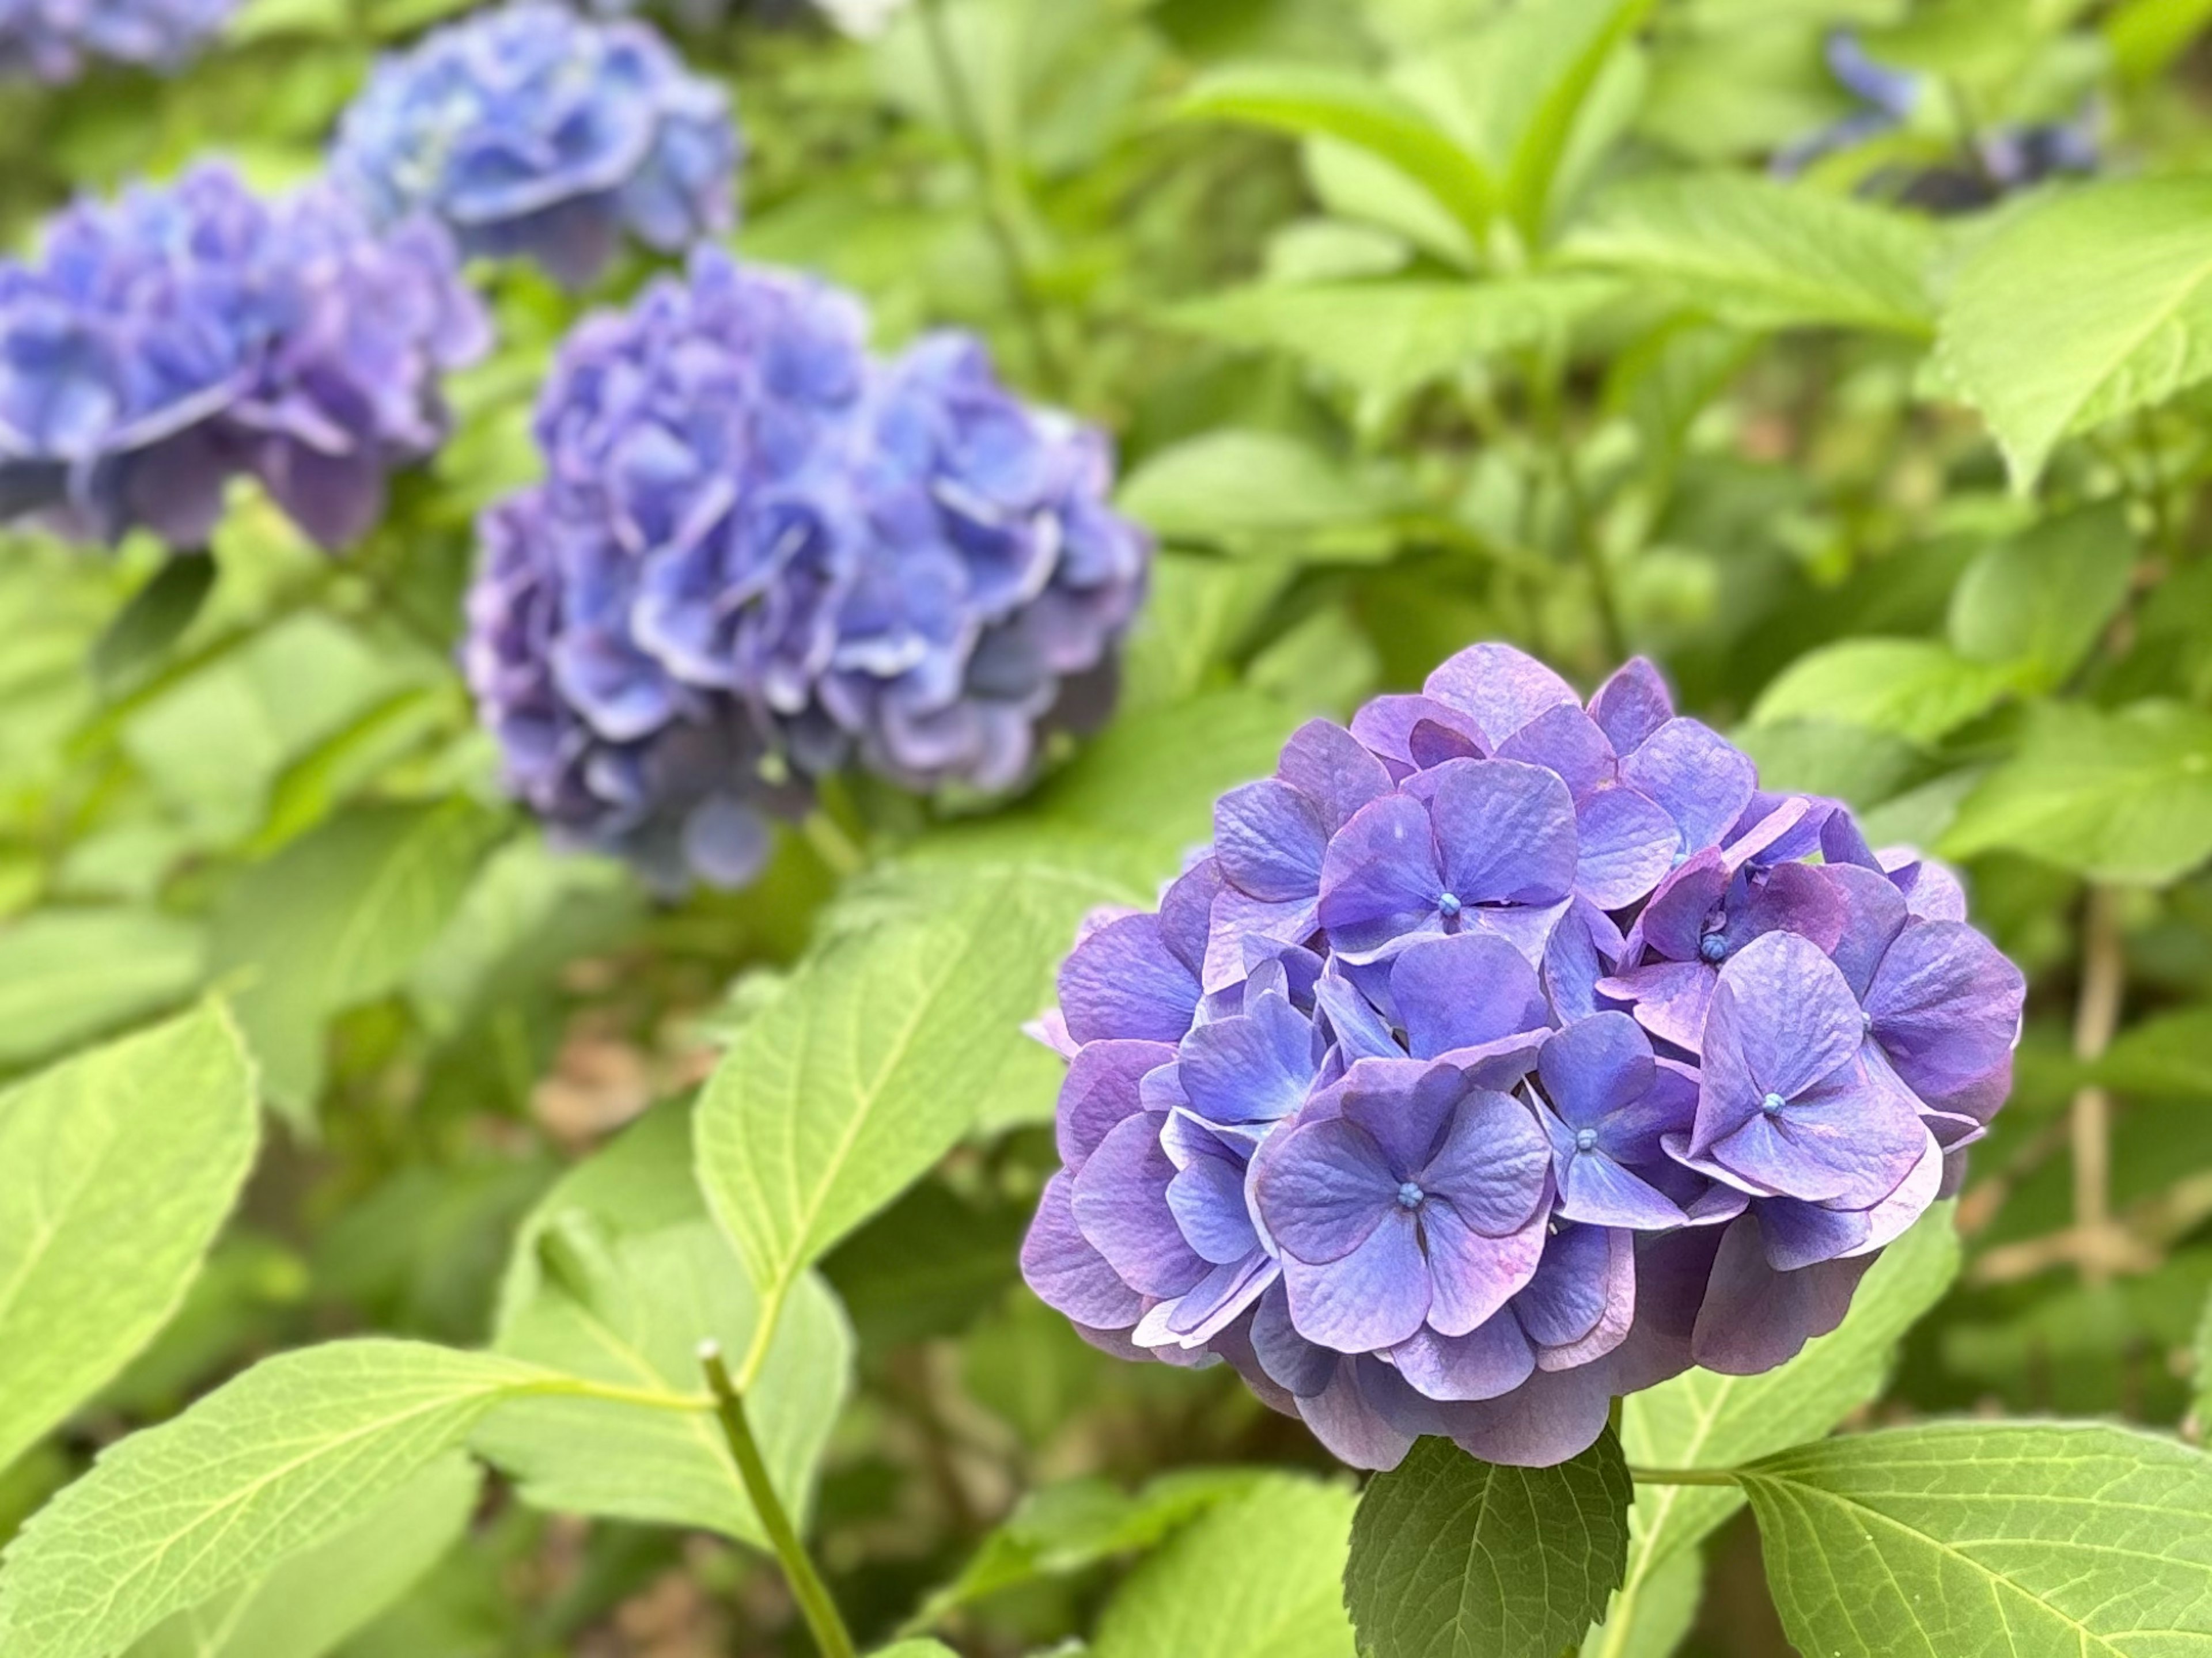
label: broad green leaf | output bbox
[1942,700,2212,883]
[1580,1546,1701,1658]
[2096,1008,2212,1099]
[1181,66,1498,245]
[2195,1292,2212,1426]
[124,1456,479,1658]
[1752,639,2022,745]
[1946,504,2134,690]
[1089,1474,1356,1658]
[1117,430,1409,555]
[1590,1207,1959,1657]
[210,801,503,1120]
[1938,177,2212,488]
[1566,173,1937,336]
[0,908,206,1069]
[1120,553,1291,712]
[873,1645,958,1658]
[1168,276,1622,402]
[1344,1432,1631,1658]
[0,1006,257,1475]
[93,557,217,692]
[0,1341,548,1658]
[1491,0,1655,242]
[2108,0,2212,80]
[1743,1422,2212,1657]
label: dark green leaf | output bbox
[92,557,216,693]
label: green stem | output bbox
[803,810,868,878]
[1627,1465,1740,1488]
[700,1341,859,1658]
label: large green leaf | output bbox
[1587,1208,1960,1657]
[1117,429,1409,555]
[1345,1432,1631,1658]
[1487,0,1656,242]
[1743,1422,2212,1657]
[1089,1474,1357,1658]
[0,908,206,1069]
[1942,700,2212,883]
[1751,639,2022,745]
[1946,504,2134,692]
[1938,176,2212,487]
[0,1342,547,1658]
[1565,173,1938,336]
[0,1006,257,1475]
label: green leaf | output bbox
[1938,177,2212,488]
[1566,173,1938,336]
[1344,1432,1632,1658]
[2096,1008,2212,1099]
[0,1341,547,1658]
[1089,1474,1357,1658]
[1167,276,1622,402]
[123,1456,479,1658]
[1589,1207,1960,1658]
[872,1645,959,1658]
[0,908,206,1069]
[0,1006,257,1475]
[1181,66,1498,246]
[1751,639,2022,745]
[92,557,217,693]
[1946,504,2134,690]
[1942,700,2212,884]
[1117,430,1409,555]
[1580,1546,1701,1658]
[1491,0,1655,243]
[1742,1422,2212,1657]
[210,801,503,1121]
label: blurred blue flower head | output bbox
[0,162,489,551]
[465,248,1149,890]
[0,0,233,82]
[331,2,738,290]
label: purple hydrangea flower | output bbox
[331,3,738,290]
[465,248,1151,890]
[0,163,488,551]
[1023,643,2025,1469]
[0,0,233,82]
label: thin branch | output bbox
[2070,884,2128,1288]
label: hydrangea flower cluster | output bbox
[465,248,1149,891]
[331,3,738,291]
[0,164,488,551]
[1022,644,2024,1469]
[0,0,233,83]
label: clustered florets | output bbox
[0,163,488,551]
[464,248,1150,891]
[331,3,738,290]
[0,0,232,82]
[1023,644,2024,1469]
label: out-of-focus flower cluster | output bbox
[0,0,232,83]
[465,248,1149,892]
[0,163,488,552]
[331,3,737,290]
[1022,644,2024,1469]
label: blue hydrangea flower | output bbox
[331,3,738,290]
[1024,643,2025,1469]
[0,163,488,550]
[465,248,1150,890]
[0,0,233,82]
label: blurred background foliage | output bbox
[4,0,2212,1654]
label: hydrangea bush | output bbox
[0,163,488,551]
[0,0,233,82]
[1025,644,2025,1467]
[466,249,1149,888]
[331,2,738,290]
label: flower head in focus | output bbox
[0,0,233,82]
[0,162,488,551]
[1023,642,2025,1468]
[331,3,738,290]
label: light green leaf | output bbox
[1089,1474,1356,1658]
[1566,173,1938,336]
[1752,639,2022,745]
[1344,1432,1631,1658]
[1942,700,2212,884]
[1590,1207,1960,1658]
[1946,504,2134,690]
[124,1456,479,1658]
[1181,66,1498,245]
[1580,1546,1701,1658]
[210,802,503,1121]
[2096,1007,2212,1099]
[0,908,206,1070]
[1117,430,1409,554]
[93,557,217,693]
[0,1341,550,1658]
[1120,553,1291,713]
[2108,0,2212,81]
[1491,0,1656,242]
[1743,1422,2212,1657]
[0,1006,257,1475]
[1938,177,2212,488]
[1168,276,1622,402]
[873,1645,959,1658]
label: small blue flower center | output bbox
[1574,1127,1599,1154]
[1760,1091,1787,1117]
[1396,1181,1427,1211]
[1861,1010,1874,1031]
[1698,933,1729,965]
[1436,891,1462,919]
